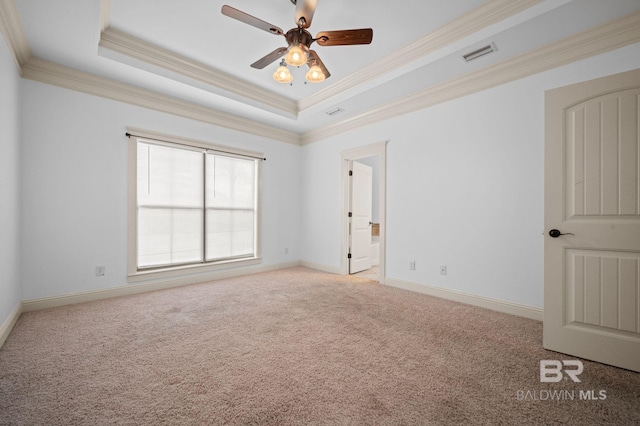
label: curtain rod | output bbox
[125,132,266,161]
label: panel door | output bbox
[350,161,373,274]
[544,68,640,372]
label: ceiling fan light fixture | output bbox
[305,64,326,83]
[285,44,308,66]
[222,3,373,84]
[273,61,293,83]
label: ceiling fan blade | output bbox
[295,0,317,28]
[315,29,373,46]
[308,50,330,79]
[250,47,288,69]
[221,5,284,36]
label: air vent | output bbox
[325,107,345,116]
[462,43,496,62]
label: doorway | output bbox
[340,142,387,283]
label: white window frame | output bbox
[127,128,263,282]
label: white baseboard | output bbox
[21,261,301,313]
[299,261,342,275]
[385,277,543,321]
[0,302,23,348]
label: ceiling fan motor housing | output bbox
[286,28,314,48]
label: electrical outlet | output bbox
[409,260,416,271]
[95,266,105,276]
[440,265,447,275]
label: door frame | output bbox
[340,141,388,282]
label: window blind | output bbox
[136,140,258,270]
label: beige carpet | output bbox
[1,267,638,425]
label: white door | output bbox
[350,161,373,274]
[544,68,640,372]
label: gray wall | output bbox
[2,34,640,328]
[300,43,640,309]
[19,80,302,300]
[0,34,22,324]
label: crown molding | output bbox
[21,57,301,145]
[5,0,640,149]
[99,27,298,118]
[297,0,544,113]
[97,1,544,118]
[0,0,31,71]
[301,11,640,145]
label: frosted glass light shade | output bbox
[285,45,307,66]
[305,65,326,83]
[273,65,293,83]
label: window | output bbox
[128,131,262,280]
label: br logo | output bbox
[540,360,584,383]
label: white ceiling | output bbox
[12,0,640,139]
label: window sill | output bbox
[128,257,262,283]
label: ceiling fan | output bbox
[221,0,373,84]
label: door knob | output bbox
[549,229,574,238]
